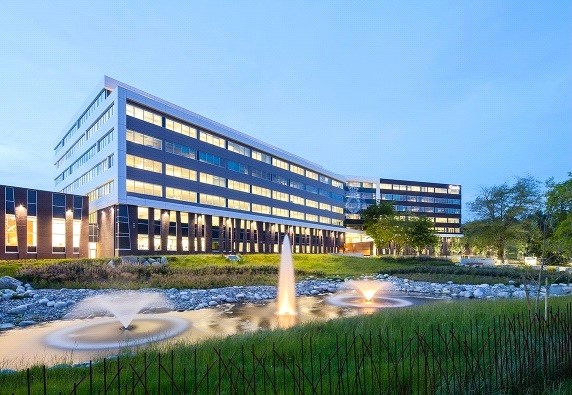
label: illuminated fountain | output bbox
[327,280,413,309]
[276,235,298,327]
[45,291,188,350]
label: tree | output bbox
[467,176,542,262]
[545,173,572,260]
[360,201,394,230]
[404,216,439,255]
[366,215,399,254]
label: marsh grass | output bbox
[2,297,572,393]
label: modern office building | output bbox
[54,77,346,258]
[0,184,89,260]
[343,178,462,255]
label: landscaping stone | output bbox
[0,276,22,290]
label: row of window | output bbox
[393,205,461,214]
[126,179,344,225]
[55,104,115,170]
[55,89,109,154]
[56,128,115,185]
[126,130,344,202]
[125,155,345,212]
[381,194,461,205]
[87,180,114,202]
[344,213,460,224]
[126,103,344,189]
[347,181,461,195]
[61,155,114,194]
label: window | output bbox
[165,164,197,180]
[98,130,114,151]
[85,105,115,140]
[77,89,107,128]
[165,141,196,159]
[272,190,289,202]
[306,170,318,180]
[115,205,131,250]
[199,131,225,148]
[347,181,360,188]
[126,103,162,126]
[227,141,250,157]
[126,130,162,150]
[332,219,344,226]
[252,185,271,198]
[73,220,81,253]
[200,193,226,207]
[290,195,304,205]
[319,175,330,184]
[290,211,305,220]
[199,173,226,187]
[5,188,17,253]
[27,217,37,253]
[290,180,304,190]
[252,204,271,215]
[126,179,163,197]
[126,154,162,173]
[272,158,289,171]
[306,199,318,208]
[252,150,272,164]
[290,164,304,176]
[228,179,250,193]
[332,206,344,214]
[272,174,288,186]
[306,214,318,222]
[27,190,37,217]
[228,199,250,211]
[319,216,332,224]
[165,118,197,138]
[227,160,248,174]
[319,203,331,211]
[435,187,448,194]
[306,185,318,194]
[380,183,392,190]
[52,219,66,253]
[252,168,272,181]
[87,181,114,202]
[272,207,289,218]
[332,179,344,189]
[166,187,197,203]
[137,207,149,251]
[198,151,223,167]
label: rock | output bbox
[36,298,50,305]
[8,305,28,314]
[236,293,246,299]
[15,286,25,293]
[208,301,218,306]
[447,281,454,284]
[160,256,167,265]
[107,260,116,268]
[497,292,510,298]
[310,290,320,295]
[54,301,67,308]
[195,303,208,310]
[473,290,485,299]
[513,290,527,299]
[0,323,15,330]
[0,276,22,290]
[47,301,55,307]
[549,284,567,296]
[18,320,36,327]
[2,293,13,301]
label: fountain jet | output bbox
[66,291,173,329]
[276,235,297,316]
[346,280,395,302]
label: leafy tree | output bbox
[360,201,394,230]
[545,173,572,260]
[404,216,439,255]
[366,215,399,254]
[467,176,542,262]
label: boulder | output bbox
[0,276,22,290]
[8,305,28,314]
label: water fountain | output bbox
[327,280,413,309]
[275,235,298,326]
[44,291,188,350]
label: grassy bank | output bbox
[1,255,570,289]
[2,296,572,393]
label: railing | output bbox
[5,305,572,394]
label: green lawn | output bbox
[1,254,570,289]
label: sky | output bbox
[0,1,570,220]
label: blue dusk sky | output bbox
[0,1,570,220]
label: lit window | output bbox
[272,158,289,171]
[73,220,81,253]
[27,217,37,253]
[252,204,271,215]
[228,179,250,193]
[272,190,289,202]
[252,150,272,164]
[319,203,331,211]
[126,103,162,126]
[252,185,271,198]
[165,187,197,203]
[290,164,304,176]
[165,118,197,138]
[290,211,305,220]
[165,164,197,180]
[5,214,17,253]
[200,193,226,207]
[138,235,149,250]
[126,130,162,150]
[199,131,226,148]
[272,207,289,218]
[306,214,318,222]
[306,170,318,180]
[126,154,162,173]
[52,219,66,253]
[227,141,251,157]
[199,173,226,187]
[306,199,318,208]
[126,179,163,197]
[290,195,304,205]
[228,199,250,211]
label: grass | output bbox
[2,254,571,289]
[2,296,572,393]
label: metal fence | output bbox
[8,304,572,394]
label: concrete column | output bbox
[205,215,212,253]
